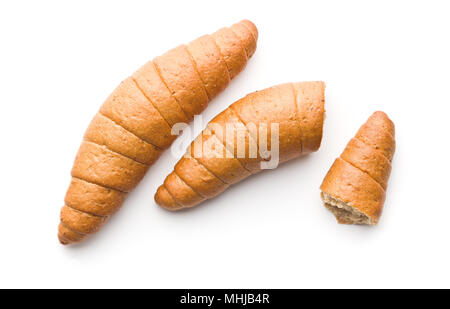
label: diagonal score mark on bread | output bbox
[320,111,395,225]
[155,81,326,210]
[58,20,258,245]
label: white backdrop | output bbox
[1,0,449,288]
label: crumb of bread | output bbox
[321,192,374,225]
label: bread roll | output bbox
[58,20,258,244]
[155,82,326,210]
[320,111,395,225]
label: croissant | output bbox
[58,20,258,244]
[155,81,326,210]
[320,111,395,225]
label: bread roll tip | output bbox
[320,111,395,225]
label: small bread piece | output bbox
[320,111,395,225]
[321,158,386,225]
[155,82,326,210]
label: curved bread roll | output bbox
[155,81,326,210]
[58,20,258,245]
[320,111,395,225]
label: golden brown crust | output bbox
[240,20,258,43]
[355,111,395,162]
[320,111,395,225]
[320,158,386,224]
[60,205,108,235]
[230,83,303,163]
[58,223,86,245]
[367,111,395,136]
[84,113,162,165]
[100,77,174,149]
[132,61,190,125]
[154,185,182,211]
[208,108,262,173]
[65,177,127,216]
[211,27,248,79]
[187,35,230,99]
[191,129,252,184]
[175,157,229,198]
[230,21,257,58]
[71,141,149,192]
[340,138,392,190]
[164,172,205,208]
[60,20,258,243]
[231,83,298,125]
[275,121,304,163]
[293,81,326,153]
[155,82,326,210]
[153,45,209,118]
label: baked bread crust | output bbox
[155,81,326,210]
[58,20,258,244]
[65,177,127,216]
[320,111,395,225]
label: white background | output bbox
[1,0,449,288]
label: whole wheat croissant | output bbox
[58,20,258,244]
[320,111,395,225]
[154,82,326,210]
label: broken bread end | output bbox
[320,191,377,226]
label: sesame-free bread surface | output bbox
[155,82,326,210]
[320,111,395,225]
[58,20,258,244]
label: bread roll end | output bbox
[154,185,183,211]
[320,192,377,225]
[57,222,86,245]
